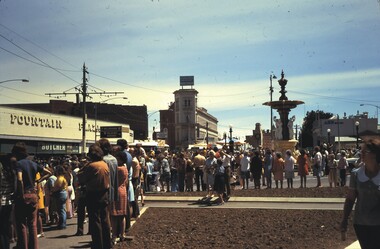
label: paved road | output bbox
[10,216,95,249]
[144,200,344,210]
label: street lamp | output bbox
[94,97,128,141]
[355,121,360,149]
[223,132,227,146]
[0,79,29,84]
[337,114,341,152]
[269,73,277,140]
[229,125,234,153]
[360,103,379,124]
[327,128,331,147]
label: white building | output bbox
[312,112,378,149]
[0,106,133,155]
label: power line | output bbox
[0,23,79,70]
[0,85,47,98]
[89,71,171,94]
[0,45,79,72]
[0,33,80,84]
[287,89,380,104]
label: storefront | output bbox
[0,106,133,155]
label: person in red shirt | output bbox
[77,144,111,249]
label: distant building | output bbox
[160,76,218,150]
[245,123,264,149]
[312,111,378,150]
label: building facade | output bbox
[312,112,378,149]
[0,106,133,155]
[2,99,148,140]
[170,80,218,150]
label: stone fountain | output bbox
[263,71,304,155]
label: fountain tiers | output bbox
[262,71,304,154]
[263,100,304,141]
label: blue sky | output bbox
[1,1,380,139]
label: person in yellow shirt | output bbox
[52,165,68,230]
[36,172,45,237]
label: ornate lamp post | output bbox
[229,125,234,153]
[327,128,331,148]
[355,121,360,149]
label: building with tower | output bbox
[159,76,218,150]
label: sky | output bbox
[1,0,380,140]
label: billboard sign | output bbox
[180,76,194,86]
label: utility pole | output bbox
[206,121,209,145]
[82,64,88,156]
[46,63,124,156]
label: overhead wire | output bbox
[0,85,47,98]
[0,33,80,84]
[287,89,380,104]
[1,26,379,105]
[0,23,80,70]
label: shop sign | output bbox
[10,114,62,129]
[100,126,122,138]
[66,144,80,154]
[38,143,67,154]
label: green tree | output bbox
[300,110,333,148]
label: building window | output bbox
[184,99,191,108]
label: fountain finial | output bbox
[278,70,288,101]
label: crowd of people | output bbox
[0,137,376,249]
[0,138,146,249]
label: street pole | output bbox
[45,64,123,155]
[327,128,331,149]
[206,122,209,145]
[355,121,360,149]
[82,63,88,156]
[229,125,234,153]
[270,74,277,140]
[337,114,341,152]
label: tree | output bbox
[300,110,333,148]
